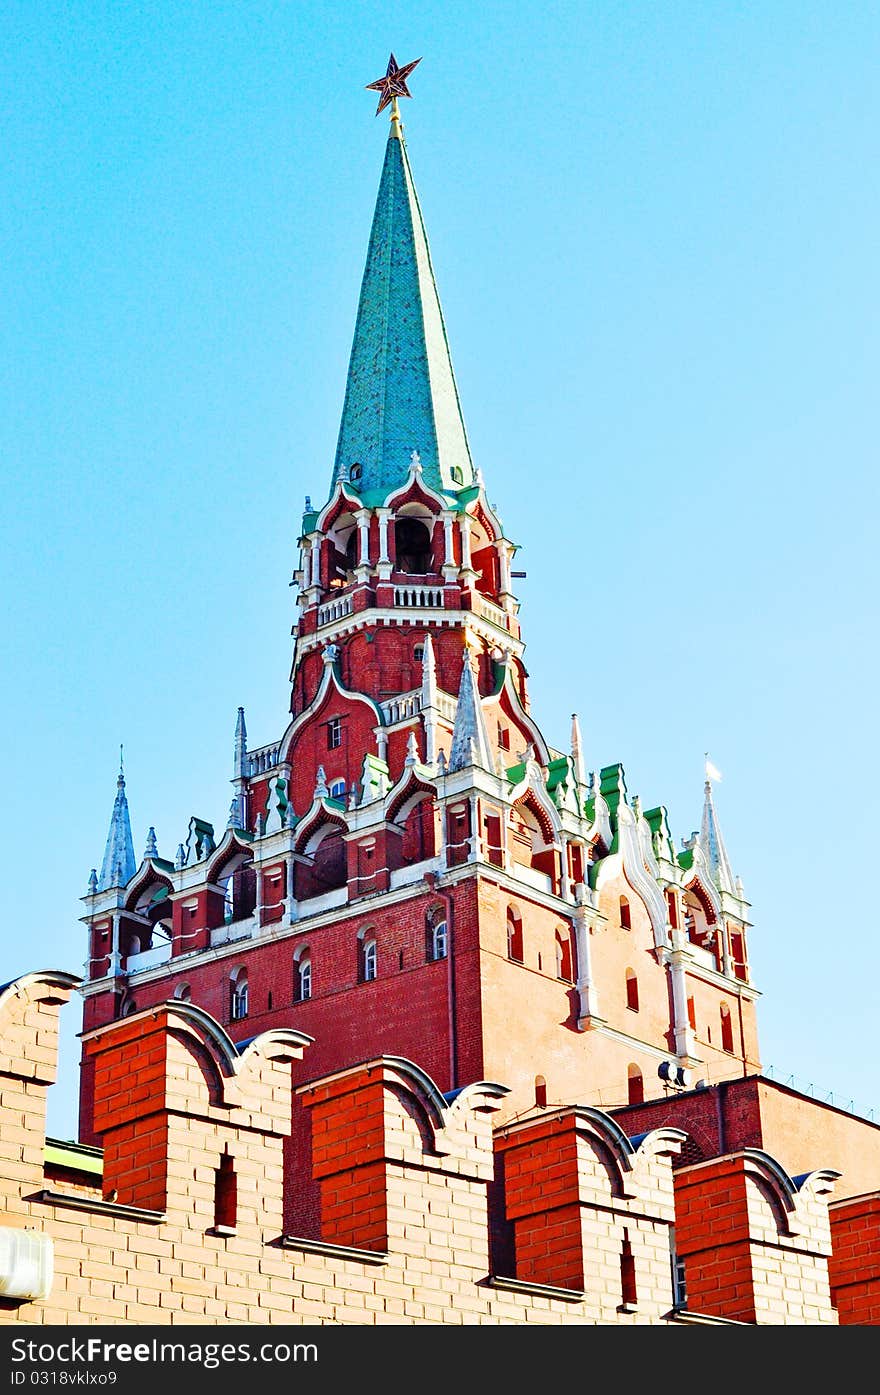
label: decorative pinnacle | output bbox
[366,53,421,119]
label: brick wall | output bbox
[829,1193,880,1325]
[612,1076,880,1200]
[673,1152,839,1324]
[3,969,858,1326]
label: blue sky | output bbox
[1,2,877,1137]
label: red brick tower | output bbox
[79,88,760,1149]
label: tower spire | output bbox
[700,762,736,896]
[233,706,248,779]
[98,752,136,891]
[333,59,474,500]
[571,713,587,788]
[448,650,493,773]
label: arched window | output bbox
[625,969,639,1012]
[394,516,432,574]
[300,824,347,899]
[358,932,377,983]
[349,462,362,484]
[555,927,573,982]
[173,982,191,1003]
[619,896,632,930]
[720,1002,734,1053]
[428,916,448,962]
[119,993,137,1019]
[219,855,257,927]
[329,778,346,800]
[627,1064,644,1106]
[294,951,312,1002]
[414,643,425,664]
[230,967,248,1021]
[507,906,523,963]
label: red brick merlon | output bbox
[494,1106,685,1318]
[674,1149,840,1324]
[83,1002,311,1220]
[298,1057,509,1253]
[828,1191,880,1325]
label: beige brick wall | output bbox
[0,970,842,1327]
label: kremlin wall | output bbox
[2,968,878,1327]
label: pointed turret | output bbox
[571,713,587,788]
[701,777,736,896]
[233,707,248,779]
[420,632,439,764]
[448,651,493,773]
[98,754,136,891]
[332,116,474,498]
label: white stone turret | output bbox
[571,713,587,789]
[448,650,493,773]
[701,778,736,896]
[98,755,136,892]
[420,632,439,765]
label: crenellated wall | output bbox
[0,970,863,1327]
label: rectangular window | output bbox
[327,717,341,750]
[214,1153,237,1233]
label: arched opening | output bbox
[720,1002,734,1053]
[469,512,501,600]
[326,511,358,588]
[555,927,574,982]
[729,929,748,981]
[298,824,347,901]
[445,801,470,869]
[507,906,523,963]
[394,516,432,574]
[683,887,719,966]
[509,799,559,894]
[619,896,632,931]
[358,929,377,984]
[627,1064,644,1105]
[229,966,248,1022]
[119,993,137,1019]
[173,982,191,1003]
[625,969,639,1012]
[212,851,256,929]
[122,877,174,963]
[293,949,312,1002]
[398,793,437,865]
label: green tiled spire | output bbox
[332,122,474,498]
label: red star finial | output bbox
[366,53,422,117]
